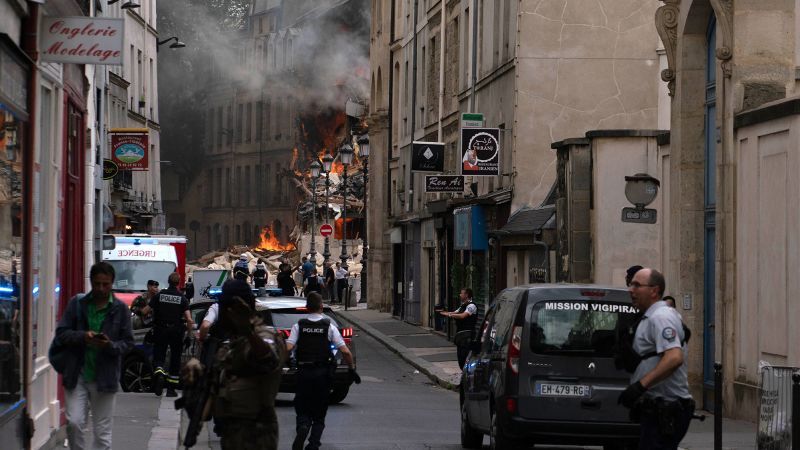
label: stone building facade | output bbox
[368,0,663,329]
[656,0,800,419]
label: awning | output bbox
[491,205,555,236]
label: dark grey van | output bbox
[459,284,640,449]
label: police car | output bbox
[254,296,356,404]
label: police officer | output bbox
[210,279,285,450]
[233,254,250,283]
[439,287,477,368]
[147,272,194,397]
[618,267,694,450]
[286,292,359,450]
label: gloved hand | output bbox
[618,381,647,408]
[349,368,361,384]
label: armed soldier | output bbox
[181,279,285,449]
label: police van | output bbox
[102,234,187,307]
[459,284,640,450]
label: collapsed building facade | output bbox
[164,0,370,260]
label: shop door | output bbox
[703,17,717,410]
[60,101,84,311]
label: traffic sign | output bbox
[461,112,484,128]
[320,224,333,237]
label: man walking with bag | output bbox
[52,262,134,450]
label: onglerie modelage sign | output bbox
[40,17,124,65]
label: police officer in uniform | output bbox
[618,267,694,450]
[147,272,194,397]
[439,287,478,368]
[286,292,359,450]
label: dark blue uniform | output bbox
[149,286,189,394]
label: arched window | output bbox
[377,67,383,108]
[214,223,221,249]
[224,225,230,248]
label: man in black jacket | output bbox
[54,262,134,450]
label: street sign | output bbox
[621,207,657,224]
[320,224,333,237]
[411,141,445,172]
[425,175,465,193]
[461,112,484,128]
[102,159,118,180]
[461,128,500,176]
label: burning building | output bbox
[162,0,370,260]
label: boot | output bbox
[166,387,178,397]
[152,370,165,397]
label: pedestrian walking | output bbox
[147,272,194,397]
[130,279,158,329]
[233,254,251,283]
[335,263,348,305]
[293,264,305,296]
[184,276,195,301]
[301,256,314,280]
[207,279,286,450]
[287,292,359,450]
[618,268,694,450]
[53,261,134,450]
[277,263,297,297]
[303,268,325,296]
[439,288,478,368]
[323,262,335,302]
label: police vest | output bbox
[305,276,322,293]
[152,287,187,327]
[455,301,477,334]
[295,318,333,364]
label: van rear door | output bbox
[516,287,637,423]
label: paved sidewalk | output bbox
[335,307,758,450]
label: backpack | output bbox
[614,309,691,374]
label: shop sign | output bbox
[40,17,124,65]
[425,175,464,193]
[110,130,149,170]
[461,128,500,176]
[0,41,30,118]
[102,159,118,180]
[453,206,488,251]
[411,141,444,172]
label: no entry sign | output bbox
[320,224,333,237]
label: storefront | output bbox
[0,32,31,448]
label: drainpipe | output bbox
[387,0,395,215]
[408,0,419,212]
[470,0,478,112]
[21,3,40,448]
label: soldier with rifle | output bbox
[178,279,286,449]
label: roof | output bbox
[492,205,555,236]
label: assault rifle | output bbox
[175,337,219,448]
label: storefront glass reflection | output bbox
[0,105,23,404]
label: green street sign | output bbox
[461,112,484,128]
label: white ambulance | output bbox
[102,234,187,306]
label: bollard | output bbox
[793,373,800,450]
[714,362,722,450]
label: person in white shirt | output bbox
[334,263,349,305]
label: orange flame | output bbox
[256,226,296,252]
[318,150,345,175]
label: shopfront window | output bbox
[0,105,24,405]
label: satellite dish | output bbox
[166,227,178,236]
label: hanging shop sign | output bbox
[110,129,148,170]
[0,38,30,119]
[40,17,124,65]
[461,127,500,176]
[453,205,488,251]
[411,141,444,172]
[102,159,118,179]
[425,175,464,193]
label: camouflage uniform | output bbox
[212,312,285,450]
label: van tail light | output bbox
[507,326,522,374]
[506,397,518,414]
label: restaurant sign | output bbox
[40,17,124,65]
[110,130,149,170]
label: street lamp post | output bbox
[322,153,334,264]
[339,144,354,309]
[309,160,322,264]
[357,135,370,304]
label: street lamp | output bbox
[322,153,334,264]
[156,37,186,51]
[309,160,322,264]
[339,144,354,309]
[357,135,370,304]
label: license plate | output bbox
[535,382,591,397]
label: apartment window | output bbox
[207,169,214,206]
[245,166,251,206]
[225,168,231,206]
[137,50,143,101]
[235,225,241,244]
[149,58,154,117]
[226,106,232,145]
[245,103,252,143]
[215,168,222,206]
[207,109,215,149]
[216,106,223,149]
[275,163,282,204]
[266,163,272,204]
[235,104,243,143]
[235,166,242,205]
[255,164,262,206]
[256,101,263,141]
[265,99,272,140]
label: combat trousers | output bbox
[219,419,278,450]
[637,398,694,450]
[293,366,332,450]
[153,325,184,386]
